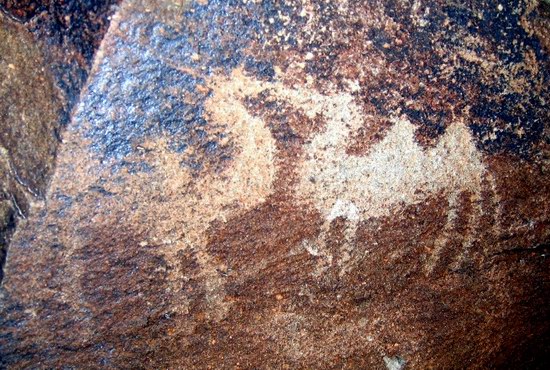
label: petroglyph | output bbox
[55,67,279,322]
[204,68,492,276]
[145,70,278,320]
[299,116,488,275]
[106,66,495,314]
[299,117,486,220]
[2,0,548,366]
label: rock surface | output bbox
[1,0,549,368]
[0,13,61,282]
[0,0,119,281]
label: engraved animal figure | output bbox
[202,68,497,278]
[262,81,490,275]
[298,114,487,275]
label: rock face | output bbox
[0,1,119,281]
[0,14,62,282]
[1,0,549,368]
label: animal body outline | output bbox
[205,67,500,276]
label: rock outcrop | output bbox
[1,0,549,368]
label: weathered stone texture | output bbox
[0,0,119,281]
[0,14,63,282]
[1,0,549,368]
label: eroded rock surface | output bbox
[1,0,549,368]
[0,0,120,281]
[0,15,62,282]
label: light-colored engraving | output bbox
[60,67,495,319]
[149,69,278,320]
[58,67,279,322]
[182,67,493,277]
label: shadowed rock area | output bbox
[0,0,549,368]
[0,0,120,281]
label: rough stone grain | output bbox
[0,0,120,281]
[1,0,549,369]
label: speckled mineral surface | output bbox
[1,0,549,368]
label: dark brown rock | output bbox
[0,13,63,282]
[0,0,119,282]
[1,0,549,368]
